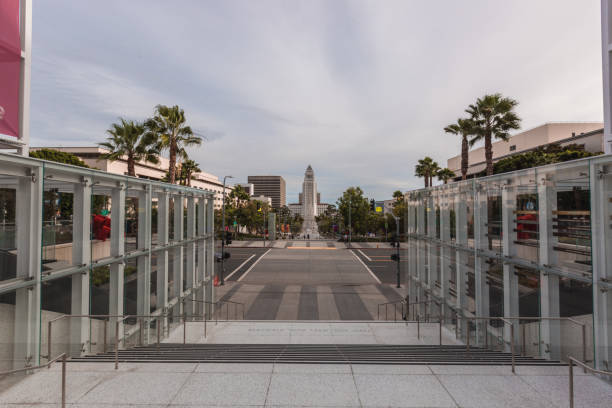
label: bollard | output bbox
[385,304,388,321]
[115,320,119,370]
[61,354,66,408]
[569,359,574,408]
[394,304,397,322]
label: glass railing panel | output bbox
[0,175,17,283]
[90,183,112,262]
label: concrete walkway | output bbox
[1,361,611,407]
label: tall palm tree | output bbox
[466,94,521,176]
[437,168,456,184]
[444,118,473,180]
[415,157,440,188]
[145,105,202,184]
[99,118,159,177]
[179,159,201,186]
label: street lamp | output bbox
[220,175,234,285]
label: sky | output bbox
[29,0,603,204]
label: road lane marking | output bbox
[357,249,372,262]
[225,254,256,280]
[350,250,381,284]
[287,247,337,250]
[237,249,272,282]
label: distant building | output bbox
[288,166,331,219]
[446,122,603,177]
[30,146,230,209]
[236,183,255,196]
[247,175,286,209]
[250,195,272,206]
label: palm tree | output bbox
[466,94,521,176]
[145,105,202,184]
[444,118,473,180]
[392,190,403,201]
[179,159,201,186]
[437,168,456,184]
[415,157,440,188]
[99,118,159,177]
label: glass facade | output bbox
[0,153,215,371]
[405,156,612,370]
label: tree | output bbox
[98,118,159,177]
[145,105,202,184]
[466,94,521,176]
[336,187,370,235]
[437,168,456,184]
[178,159,201,186]
[30,148,89,168]
[415,157,440,187]
[392,190,404,201]
[444,118,473,180]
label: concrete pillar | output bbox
[590,160,612,370]
[196,197,206,316]
[538,173,560,360]
[455,190,468,337]
[440,190,451,321]
[109,184,126,340]
[70,178,92,356]
[156,191,169,315]
[473,186,489,343]
[501,183,519,349]
[173,195,184,315]
[185,196,196,317]
[137,186,152,343]
[13,166,43,368]
[206,198,215,317]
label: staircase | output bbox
[72,344,562,365]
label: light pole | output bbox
[220,175,234,285]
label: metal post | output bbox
[439,319,442,346]
[103,320,107,353]
[522,324,526,356]
[467,320,470,352]
[385,304,388,321]
[114,320,119,370]
[204,312,207,338]
[139,319,143,346]
[47,321,52,362]
[61,354,66,408]
[221,176,233,285]
[510,323,515,374]
[394,304,397,322]
[569,359,574,408]
[156,320,160,351]
[417,315,420,340]
[582,325,587,373]
[183,313,186,344]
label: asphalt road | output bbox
[351,247,408,285]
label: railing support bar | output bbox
[114,320,119,370]
[569,359,574,408]
[61,354,66,408]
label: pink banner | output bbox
[0,0,21,139]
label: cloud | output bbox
[30,0,603,203]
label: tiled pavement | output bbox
[2,361,611,407]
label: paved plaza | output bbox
[215,241,407,320]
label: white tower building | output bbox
[302,165,319,236]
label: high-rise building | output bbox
[247,175,286,208]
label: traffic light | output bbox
[390,253,400,262]
[370,199,375,211]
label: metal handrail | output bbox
[377,298,407,321]
[568,357,612,408]
[0,353,67,407]
[187,299,245,321]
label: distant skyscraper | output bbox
[302,165,318,235]
[247,175,286,209]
